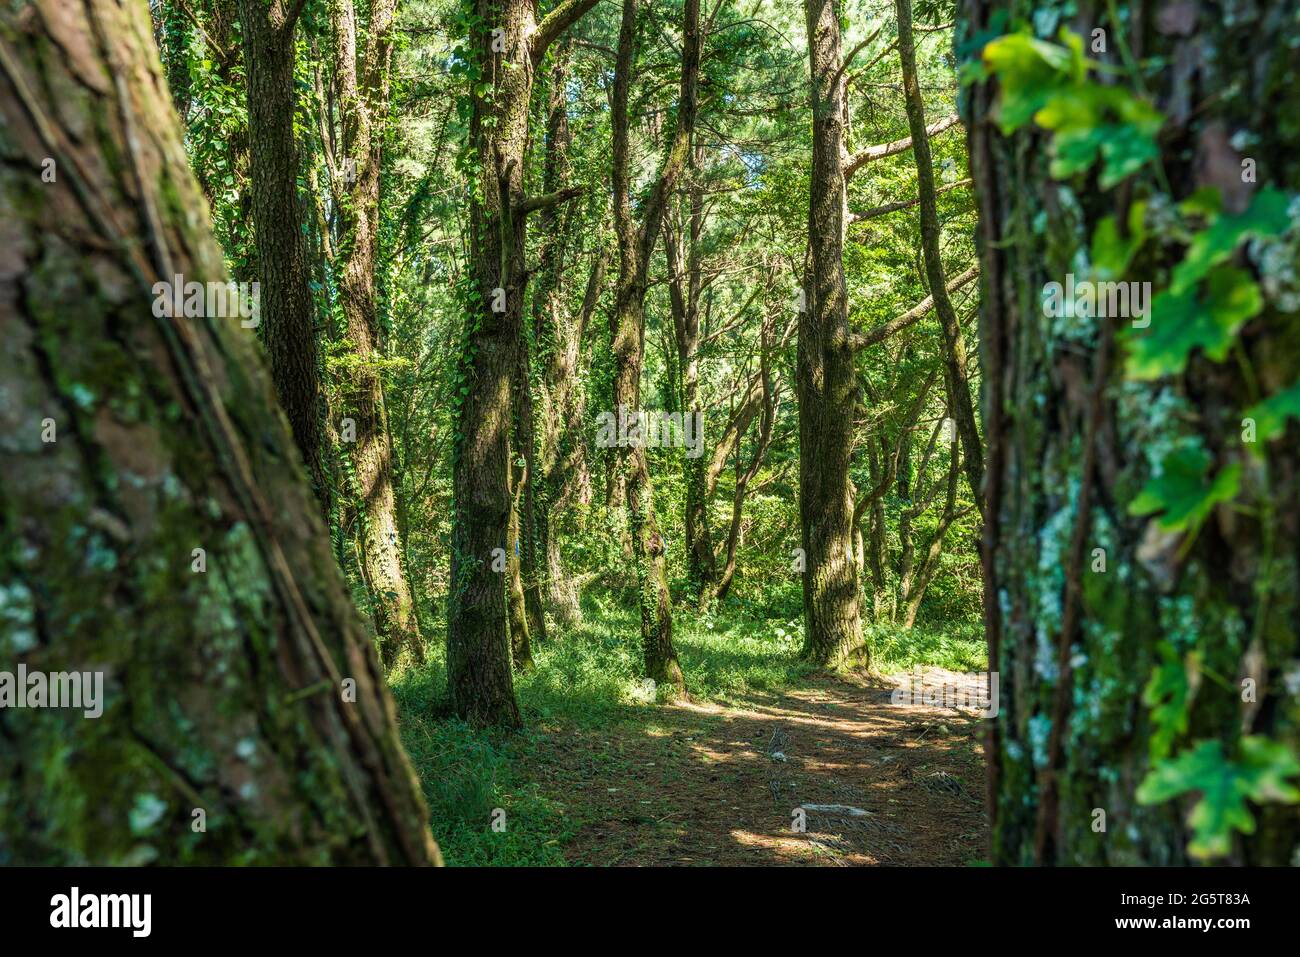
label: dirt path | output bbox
[521,671,988,865]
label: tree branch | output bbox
[174,0,232,64]
[283,0,310,33]
[849,264,978,351]
[520,185,584,215]
[843,113,961,181]
[533,0,604,63]
[827,25,882,93]
[849,178,971,224]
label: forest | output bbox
[0,0,1297,870]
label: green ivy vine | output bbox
[972,23,1300,860]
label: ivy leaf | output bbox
[1128,445,1241,533]
[1048,124,1109,181]
[1049,114,1160,187]
[982,30,1084,134]
[1178,187,1222,219]
[1124,266,1262,379]
[1244,380,1300,446]
[1143,642,1196,762]
[1098,122,1162,189]
[1090,202,1147,281]
[1137,737,1300,860]
[1171,187,1292,294]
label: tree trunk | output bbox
[515,347,546,646]
[449,0,598,725]
[799,0,864,667]
[610,0,700,695]
[539,247,603,627]
[664,160,718,605]
[507,461,534,670]
[521,50,580,640]
[895,0,982,506]
[896,416,915,621]
[0,0,438,865]
[154,0,192,118]
[198,0,257,288]
[330,0,422,668]
[965,0,1300,864]
[717,328,777,600]
[901,428,962,628]
[238,0,329,512]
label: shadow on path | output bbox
[519,671,988,865]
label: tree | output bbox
[449,0,600,726]
[238,0,329,510]
[894,0,982,506]
[966,0,1300,864]
[663,154,720,605]
[531,45,597,628]
[328,0,423,667]
[608,0,702,694]
[799,0,864,667]
[0,0,438,865]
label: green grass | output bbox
[390,590,983,865]
[868,619,987,673]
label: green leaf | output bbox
[1048,124,1109,180]
[1178,187,1222,219]
[1137,737,1300,859]
[1128,445,1241,533]
[1244,380,1300,445]
[1089,203,1146,281]
[1143,643,1196,762]
[1171,187,1292,294]
[982,30,1084,134]
[1124,266,1263,379]
[1098,123,1162,189]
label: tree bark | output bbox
[0,0,438,865]
[330,0,422,668]
[449,0,599,725]
[965,0,1300,864]
[610,0,701,694]
[238,0,329,513]
[799,0,864,667]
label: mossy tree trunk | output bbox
[799,0,864,667]
[238,0,329,513]
[0,0,438,865]
[531,46,596,629]
[964,0,1300,864]
[609,0,700,695]
[449,0,598,726]
[329,0,423,669]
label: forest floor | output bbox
[522,671,988,866]
[393,594,989,866]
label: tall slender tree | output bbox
[328,0,423,667]
[799,0,864,666]
[663,153,719,605]
[238,0,328,510]
[529,44,589,630]
[609,0,702,694]
[894,0,982,505]
[449,0,600,726]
